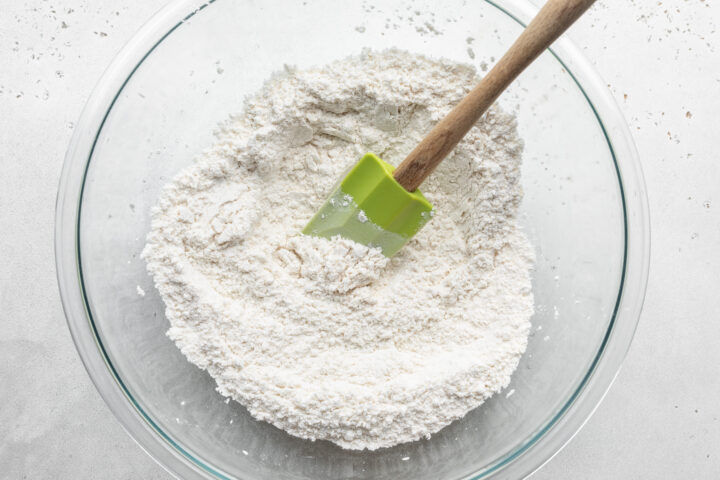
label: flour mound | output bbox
[143,49,534,450]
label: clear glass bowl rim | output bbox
[54,0,651,478]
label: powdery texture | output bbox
[143,50,534,450]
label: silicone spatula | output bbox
[304,0,595,256]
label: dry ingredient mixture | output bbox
[143,49,534,450]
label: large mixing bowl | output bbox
[55,0,650,478]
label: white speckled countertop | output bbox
[1,0,719,478]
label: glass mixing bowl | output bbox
[55,0,650,478]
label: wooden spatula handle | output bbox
[392,0,596,192]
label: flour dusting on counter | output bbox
[143,49,534,450]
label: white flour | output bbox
[143,49,534,450]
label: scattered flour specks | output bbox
[143,49,534,450]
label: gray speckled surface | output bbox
[1,0,719,478]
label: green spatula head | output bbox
[303,153,434,257]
